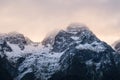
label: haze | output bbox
[0,0,120,44]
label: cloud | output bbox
[0,0,120,44]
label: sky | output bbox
[0,0,120,44]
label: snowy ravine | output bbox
[0,24,120,80]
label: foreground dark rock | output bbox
[0,57,13,80]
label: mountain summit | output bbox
[0,24,120,80]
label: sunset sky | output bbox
[0,0,120,44]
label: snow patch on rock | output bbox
[76,41,106,53]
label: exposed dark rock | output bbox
[21,72,36,80]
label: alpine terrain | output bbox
[0,24,120,80]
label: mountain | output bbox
[49,24,120,80]
[0,32,33,50]
[113,40,120,52]
[0,24,120,80]
[0,39,17,80]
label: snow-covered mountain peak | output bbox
[52,24,100,52]
[0,32,32,44]
[0,24,119,80]
[66,23,97,41]
[0,32,24,42]
[0,32,34,50]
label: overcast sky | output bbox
[0,0,120,44]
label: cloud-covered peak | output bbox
[66,23,89,33]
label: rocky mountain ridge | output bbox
[0,24,120,80]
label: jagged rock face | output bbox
[5,32,27,44]
[50,43,119,80]
[0,40,12,55]
[49,24,120,80]
[0,33,32,80]
[0,24,120,80]
[0,32,32,50]
[0,39,18,80]
[52,24,99,52]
